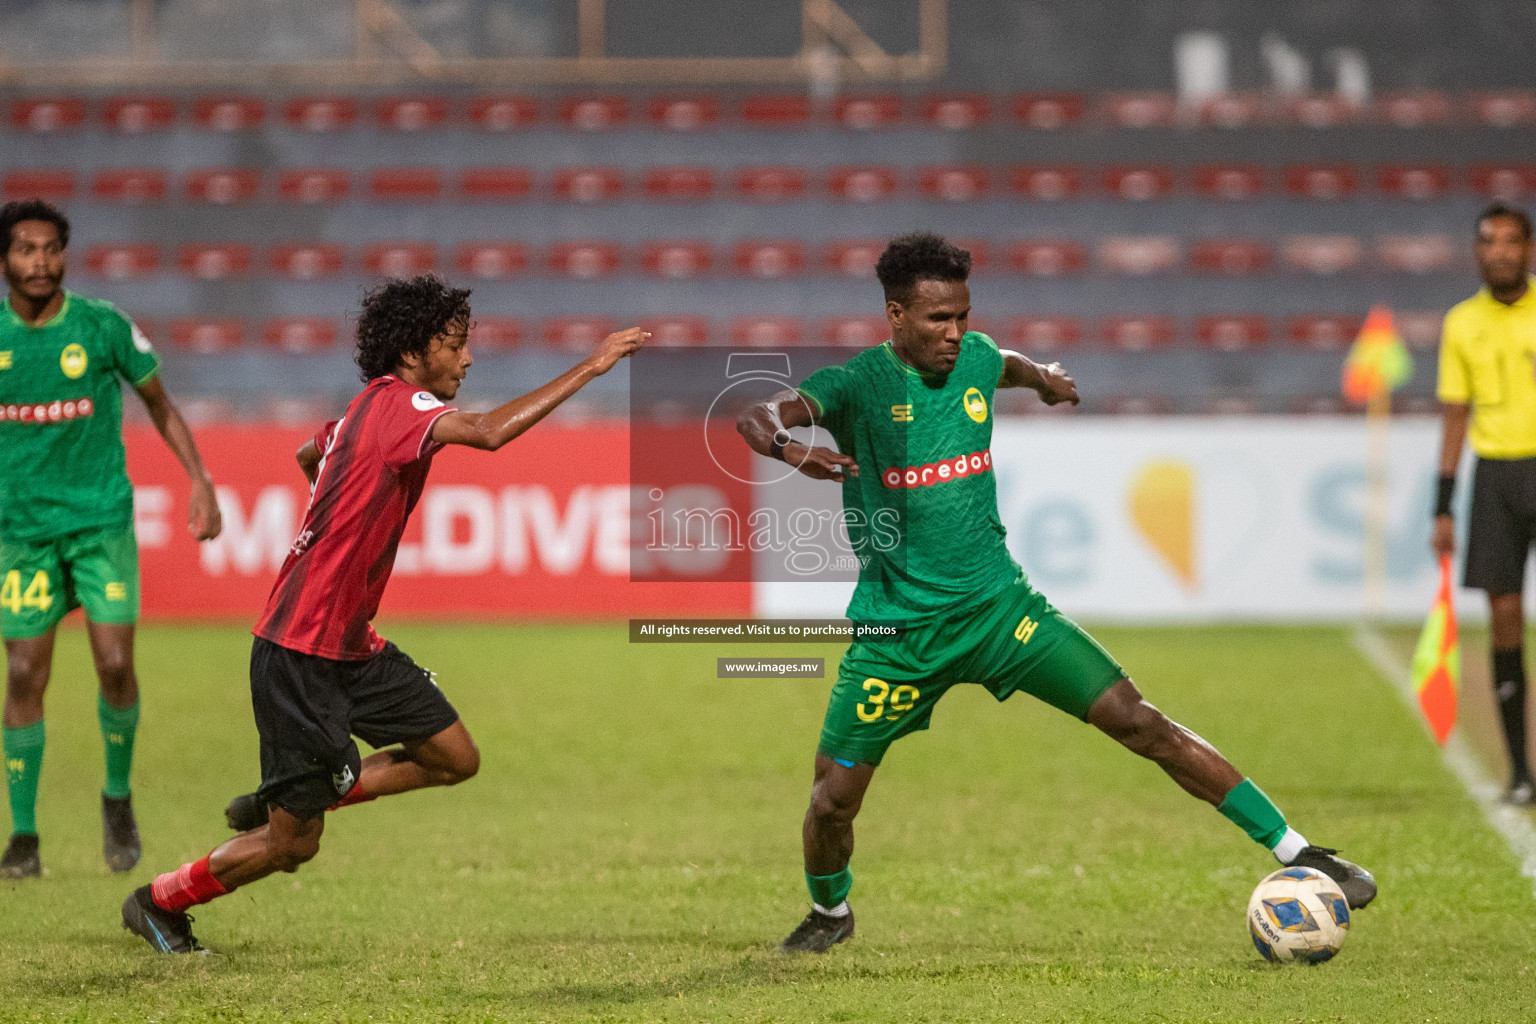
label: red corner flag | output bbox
[1411,555,1460,744]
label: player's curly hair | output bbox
[874,231,971,305]
[1478,201,1532,241]
[0,199,70,251]
[353,274,472,382]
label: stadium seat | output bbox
[1286,314,1363,351]
[1375,92,1451,128]
[1194,93,1265,128]
[1102,315,1176,351]
[833,95,902,130]
[822,316,888,348]
[1190,239,1272,276]
[1397,311,1445,349]
[263,317,338,354]
[641,166,715,201]
[467,318,523,350]
[1377,234,1455,274]
[1009,165,1083,200]
[1280,236,1364,274]
[1008,240,1087,277]
[1377,164,1452,200]
[454,242,528,280]
[10,98,85,133]
[1469,90,1536,128]
[169,318,243,353]
[376,97,448,131]
[921,95,990,130]
[1194,164,1266,200]
[1470,164,1536,200]
[467,96,538,131]
[102,96,175,133]
[1102,92,1176,128]
[277,168,350,203]
[640,241,713,280]
[270,244,345,281]
[543,317,615,350]
[1102,165,1174,200]
[1004,316,1083,352]
[368,167,442,202]
[952,239,990,271]
[90,168,166,204]
[553,167,624,203]
[83,244,159,280]
[361,243,436,277]
[827,166,898,202]
[459,167,532,201]
[548,241,621,279]
[735,167,807,202]
[1011,94,1086,130]
[283,96,358,132]
[1284,164,1359,199]
[918,165,989,202]
[1285,94,1361,128]
[177,243,253,281]
[824,240,882,278]
[732,241,805,279]
[1098,237,1180,275]
[647,96,719,131]
[730,317,803,347]
[740,95,811,127]
[192,96,265,131]
[3,169,75,201]
[185,168,260,204]
[1195,315,1271,350]
[559,96,627,131]
[639,316,710,347]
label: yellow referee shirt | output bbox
[1437,277,1536,459]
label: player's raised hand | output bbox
[791,444,859,482]
[1035,361,1080,406]
[188,477,223,541]
[587,327,649,375]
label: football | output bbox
[1246,866,1351,964]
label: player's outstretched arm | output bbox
[432,327,647,451]
[999,349,1080,406]
[737,388,859,481]
[134,377,222,540]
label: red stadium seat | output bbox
[459,167,532,202]
[543,317,615,350]
[1284,95,1361,128]
[640,316,710,347]
[1284,164,1359,200]
[1397,311,1444,350]
[648,96,719,131]
[1005,316,1083,353]
[1102,165,1174,201]
[467,96,539,131]
[83,244,159,280]
[1195,315,1270,350]
[361,243,436,277]
[277,168,350,204]
[824,240,882,278]
[3,170,75,201]
[1194,164,1266,200]
[1281,236,1364,275]
[1190,239,1272,276]
[1470,164,1536,200]
[1377,235,1456,275]
[177,244,253,281]
[834,95,901,130]
[1377,164,1452,200]
[921,95,990,130]
[1102,92,1176,128]
[1008,240,1087,277]
[733,241,804,279]
[640,241,713,280]
[10,98,85,133]
[735,167,807,202]
[454,242,528,280]
[828,166,898,202]
[1098,237,1180,275]
[822,316,888,348]
[918,165,989,202]
[1101,316,1176,351]
[548,242,621,279]
[270,244,345,281]
[1011,94,1086,130]
[192,96,265,131]
[368,167,442,202]
[185,168,260,204]
[376,97,447,131]
[1286,314,1362,351]
[1194,94,1265,128]
[552,167,624,203]
[102,96,175,133]
[740,95,811,127]
[641,166,716,201]
[730,317,803,348]
[1469,91,1536,128]
[283,96,358,133]
[264,318,338,354]
[468,318,523,350]
[169,319,243,353]
[1009,166,1083,200]
[559,96,627,131]
[1374,92,1451,128]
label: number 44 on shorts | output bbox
[0,570,53,614]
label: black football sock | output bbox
[1492,647,1533,785]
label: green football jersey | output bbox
[0,291,160,542]
[798,331,1021,623]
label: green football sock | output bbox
[98,696,139,800]
[1218,777,1288,850]
[806,866,853,909]
[3,720,45,836]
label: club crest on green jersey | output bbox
[60,343,88,379]
[963,387,988,423]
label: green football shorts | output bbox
[0,524,140,639]
[818,576,1125,766]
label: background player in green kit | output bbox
[737,232,1378,952]
[0,200,222,878]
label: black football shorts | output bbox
[1464,455,1536,596]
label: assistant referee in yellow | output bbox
[1435,201,1536,805]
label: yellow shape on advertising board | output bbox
[1129,459,1197,588]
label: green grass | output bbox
[2,622,1533,1022]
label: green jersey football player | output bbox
[737,232,1377,953]
[0,200,222,879]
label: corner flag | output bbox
[1342,306,1414,404]
[1411,555,1460,745]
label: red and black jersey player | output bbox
[121,275,646,953]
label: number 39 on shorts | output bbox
[0,570,53,614]
[856,677,920,722]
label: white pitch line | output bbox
[1352,624,1536,898]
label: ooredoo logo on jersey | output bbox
[2,398,95,423]
[882,448,992,489]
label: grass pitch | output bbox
[1,622,1533,1023]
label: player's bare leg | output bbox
[1487,592,1534,802]
[1087,677,1376,908]
[86,621,142,871]
[783,754,873,952]
[2,629,54,877]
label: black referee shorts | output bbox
[249,637,461,819]
[1464,455,1536,596]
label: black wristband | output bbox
[1435,474,1456,517]
[769,429,792,462]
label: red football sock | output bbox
[150,855,228,913]
[330,782,375,810]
